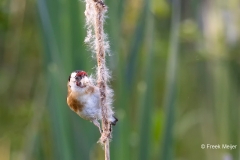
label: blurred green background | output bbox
[0,0,240,159]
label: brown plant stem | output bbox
[105,139,110,160]
[93,0,111,160]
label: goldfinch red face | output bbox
[68,70,88,88]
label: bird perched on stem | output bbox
[67,70,118,133]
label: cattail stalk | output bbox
[84,0,114,159]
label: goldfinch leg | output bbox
[92,119,102,133]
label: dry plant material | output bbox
[84,0,115,159]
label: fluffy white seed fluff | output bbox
[84,0,110,56]
[84,0,115,146]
